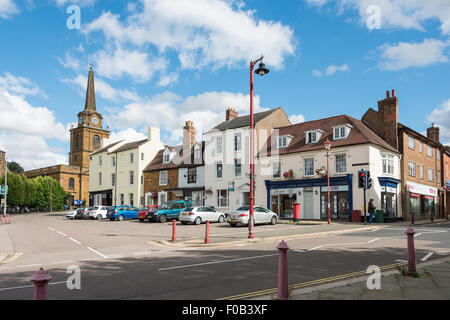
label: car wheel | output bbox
[271,216,277,225]
[159,215,167,223]
[118,215,124,221]
[181,221,188,225]
[109,218,114,221]
[139,219,145,222]
[230,223,237,227]
[97,215,102,221]
[194,217,202,225]
[218,215,225,223]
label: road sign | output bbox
[0,186,7,195]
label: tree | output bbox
[7,161,24,174]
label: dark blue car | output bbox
[106,205,141,221]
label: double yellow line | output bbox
[0,252,23,265]
[217,262,407,300]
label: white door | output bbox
[303,191,314,219]
[94,194,102,206]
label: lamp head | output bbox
[255,62,269,76]
[324,138,332,151]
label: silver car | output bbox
[179,206,226,225]
[228,206,278,227]
[88,206,111,220]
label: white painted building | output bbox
[89,126,164,207]
[255,115,402,221]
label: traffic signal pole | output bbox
[363,188,367,225]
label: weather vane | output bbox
[89,64,94,70]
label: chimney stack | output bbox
[183,121,195,164]
[427,123,440,143]
[226,107,239,121]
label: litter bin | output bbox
[375,210,384,223]
[351,210,361,223]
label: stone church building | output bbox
[25,67,110,206]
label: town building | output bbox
[256,114,401,221]
[203,107,291,211]
[143,121,205,206]
[0,150,5,178]
[444,146,450,218]
[89,126,164,207]
[363,90,444,221]
[25,67,110,206]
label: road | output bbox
[0,213,449,300]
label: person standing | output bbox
[368,199,376,224]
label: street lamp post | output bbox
[324,139,332,224]
[3,158,7,218]
[249,55,269,239]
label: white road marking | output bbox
[158,253,278,271]
[0,281,67,292]
[293,249,305,253]
[16,264,41,269]
[414,233,422,238]
[48,227,55,231]
[370,228,381,232]
[421,252,434,262]
[367,238,381,243]
[87,247,108,259]
[56,231,67,237]
[106,254,125,259]
[68,237,81,245]
[396,259,407,262]
[133,251,153,256]
[47,260,75,266]
[307,245,325,251]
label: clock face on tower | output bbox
[92,117,98,125]
[78,116,83,123]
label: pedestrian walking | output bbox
[368,199,376,224]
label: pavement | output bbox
[287,255,450,300]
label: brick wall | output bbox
[144,168,180,200]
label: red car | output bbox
[138,205,160,222]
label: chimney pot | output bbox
[392,89,396,97]
[386,91,390,98]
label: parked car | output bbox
[228,206,278,227]
[106,205,141,221]
[179,206,226,225]
[66,209,78,219]
[146,200,193,223]
[74,207,87,220]
[89,206,112,220]
[138,205,160,222]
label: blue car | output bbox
[106,205,141,221]
[147,200,193,223]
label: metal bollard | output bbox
[172,219,176,242]
[205,220,210,244]
[405,227,416,275]
[30,268,52,300]
[431,211,433,223]
[411,212,415,225]
[277,240,289,300]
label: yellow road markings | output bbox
[217,262,407,300]
[0,252,23,265]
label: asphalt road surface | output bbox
[0,213,449,300]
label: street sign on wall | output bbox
[0,186,7,195]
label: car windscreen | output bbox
[182,207,193,212]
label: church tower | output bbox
[69,66,110,168]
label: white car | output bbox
[179,206,226,225]
[66,210,77,219]
[88,206,111,220]
[228,206,278,227]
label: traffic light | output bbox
[367,171,373,189]
[358,170,367,189]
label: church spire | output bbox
[84,65,96,111]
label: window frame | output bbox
[234,132,242,151]
[272,161,281,179]
[188,167,197,184]
[408,136,415,150]
[304,158,314,177]
[216,189,229,208]
[129,171,134,185]
[335,154,347,174]
[159,171,168,186]
[408,161,416,177]
[234,158,242,177]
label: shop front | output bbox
[89,189,113,207]
[405,181,438,221]
[378,177,401,222]
[265,174,353,221]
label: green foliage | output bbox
[1,172,69,211]
[7,161,24,174]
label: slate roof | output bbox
[90,140,124,156]
[260,114,398,157]
[207,107,282,133]
[143,142,205,172]
[113,139,149,153]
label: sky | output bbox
[0,0,449,170]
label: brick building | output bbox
[25,67,110,207]
[444,146,450,218]
[363,90,445,221]
[0,150,5,178]
[143,121,205,206]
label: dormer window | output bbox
[305,130,323,144]
[163,148,171,164]
[278,135,293,148]
[333,125,352,140]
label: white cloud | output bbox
[109,128,147,143]
[54,0,96,7]
[312,64,350,77]
[0,0,18,19]
[0,72,45,97]
[378,39,449,70]
[289,114,305,124]
[158,73,179,87]
[305,0,450,35]
[427,99,450,144]
[84,0,296,71]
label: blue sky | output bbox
[0,0,449,170]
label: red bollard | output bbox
[30,268,52,300]
[205,220,210,244]
[405,227,416,275]
[293,203,300,222]
[277,240,289,300]
[172,219,176,242]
